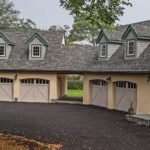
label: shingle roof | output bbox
[0,20,150,73]
[100,20,150,42]
[132,25,150,37]
[103,29,123,41]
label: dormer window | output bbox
[127,40,135,56]
[31,45,41,58]
[100,44,107,57]
[0,44,6,56]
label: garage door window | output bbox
[128,82,136,89]
[21,79,34,84]
[21,79,49,84]
[116,82,137,89]
[92,80,107,86]
[0,78,13,83]
[36,79,49,84]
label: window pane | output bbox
[32,45,40,57]
[101,44,106,57]
[128,41,134,55]
[0,46,5,56]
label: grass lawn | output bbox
[67,89,83,97]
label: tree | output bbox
[68,14,114,45]
[49,25,64,31]
[0,0,36,31]
[60,0,131,45]
[60,0,132,26]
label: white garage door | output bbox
[115,81,137,112]
[20,79,49,103]
[91,80,108,107]
[0,78,13,101]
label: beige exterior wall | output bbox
[57,74,67,98]
[83,74,150,114]
[0,72,59,102]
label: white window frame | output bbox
[100,43,107,57]
[127,40,135,56]
[0,44,6,57]
[31,45,41,58]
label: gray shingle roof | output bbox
[0,20,150,73]
[101,20,150,42]
[132,25,150,37]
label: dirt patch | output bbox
[0,133,63,150]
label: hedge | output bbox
[68,80,83,90]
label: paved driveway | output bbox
[0,102,149,150]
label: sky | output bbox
[11,0,150,30]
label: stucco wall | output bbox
[57,74,67,98]
[83,74,150,114]
[0,72,58,102]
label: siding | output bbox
[100,35,107,43]
[126,31,136,39]
[0,37,12,60]
[29,37,46,60]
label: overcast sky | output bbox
[12,0,150,30]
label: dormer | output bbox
[97,29,123,61]
[122,25,150,60]
[0,33,14,59]
[26,33,49,60]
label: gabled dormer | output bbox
[97,29,123,61]
[0,33,14,59]
[26,33,49,60]
[122,25,150,59]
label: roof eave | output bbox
[26,33,49,46]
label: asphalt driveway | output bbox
[0,102,149,150]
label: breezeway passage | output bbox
[0,102,149,150]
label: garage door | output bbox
[0,78,13,101]
[91,80,108,107]
[115,81,137,112]
[20,79,49,103]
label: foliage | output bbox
[49,25,64,31]
[128,98,135,115]
[60,0,132,26]
[68,14,114,45]
[0,134,62,150]
[60,0,132,45]
[0,0,36,31]
[68,80,83,90]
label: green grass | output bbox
[67,90,83,97]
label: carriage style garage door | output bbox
[20,79,49,103]
[0,78,13,101]
[91,80,108,107]
[115,81,137,112]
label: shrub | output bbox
[68,80,83,90]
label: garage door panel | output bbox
[0,79,13,101]
[20,79,49,103]
[115,82,137,112]
[92,85,101,106]
[91,80,108,107]
[35,85,49,102]
[20,85,34,102]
